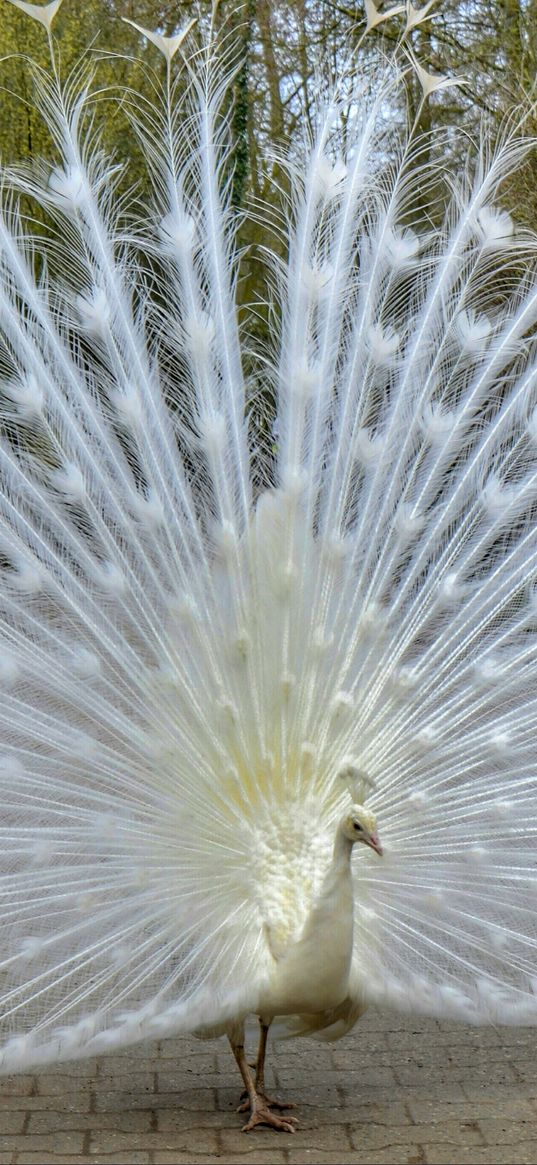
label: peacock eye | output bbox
[353,822,362,831]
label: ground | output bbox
[0,1008,536,1165]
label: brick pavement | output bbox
[1,1009,536,1164]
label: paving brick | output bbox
[461,1080,528,1103]
[16,1157,150,1165]
[270,1046,337,1069]
[349,1121,485,1150]
[0,1093,91,1112]
[88,1158,151,1164]
[156,1108,244,1131]
[94,1071,155,1095]
[14,1157,96,1165]
[39,1059,99,1078]
[407,1099,535,1124]
[476,1118,537,1145]
[0,1074,34,1095]
[267,1084,342,1108]
[394,1060,518,1086]
[0,1132,85,1152]
[93,1087,215,1112]
[154,1155,287,1165]
[90,1125,220,1154]
[27,1110,153,1133]
[158,1037,213,1057]
[340,1065,400,1089]
[426,1148,537,1165]
[89,1128,221,1154]
[94,1056,161,1075]
[345,1102,411,1126]
[286,1152,425,1164]
[221,1122,352,1152]
[156,1068,232,1092]
[156,1052,216,1074]
[0,1113,25,1134]
[35,1075,93,1096]
[510,1061,537,1083]
[96,1041,159,1062]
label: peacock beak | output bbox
[368,832,383,856]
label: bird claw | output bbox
[241,1098,299,1133]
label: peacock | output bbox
[1,0,537,1135]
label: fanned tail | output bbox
[0,33,536,1076]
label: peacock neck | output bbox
[301,825,354,942]
[320,826,354,906]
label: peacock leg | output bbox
[237,1018,297,1116]
[228,1025,298,1134]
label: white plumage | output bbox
[1,3,537,1132]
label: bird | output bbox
[1,0,537,1136]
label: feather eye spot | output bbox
[291,359,321,401]
[51,463,85,500]
[394,504,424,542]
[76,287,110,335]
[466,845,488,865]
[168,594,199,623]
[474,657,503,685]
[331,691,354,717]
[353,427,385,466]
[312,627,334,654]
[384,227,420,268]
[421,404,455,443]
[213,521,238,561]
[48,165,85,209]
[184,312,215,356]
[29,839,55,865]
[526,406,537,442]
[3,375,44,417]
[409,790,428,808]
[492,799,515,820]
[416,726,439,750]
[10,563,43,594]
[301,263,333,298]
[70,648,102,679]
[19,937,45,960]
[91,562,126,595]
[158,211,196,253]
[112,390,143,427]
[455,309,492,353]
[475,207,514,246]
[489,730,512,757]
[130,491,165,525]
[198,412,227,456]
[439,572,465,604]
[312,155,347,199]
[0,654,20,686]
[367,322,400,364]
[394,665,419,691]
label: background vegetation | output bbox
[1,0,536,312]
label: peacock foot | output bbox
[241,1095,299,1133]
[238,1090,297,1113]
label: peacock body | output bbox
[1,0,537,1130]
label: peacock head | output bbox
[341,804,383,855]
[336,763,382,854]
